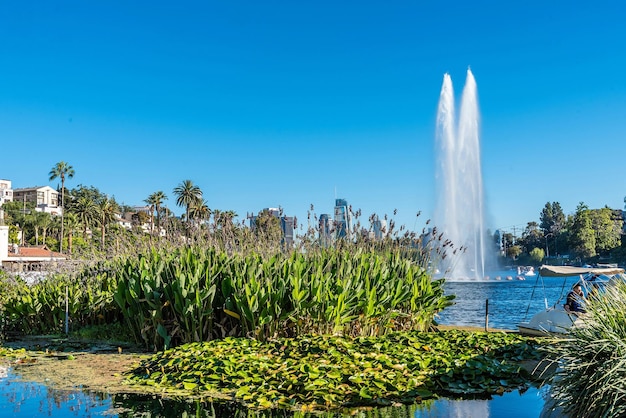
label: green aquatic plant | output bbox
[126,330,543,411]
[110,246,453,349]
[0,240,453,351]
[0,269,117,335]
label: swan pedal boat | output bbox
[517,265,625,336]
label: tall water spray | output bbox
[434,69,491,280]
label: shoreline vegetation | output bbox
[1,231,624,415]
[0,240,552,413]
[1,328,548,413]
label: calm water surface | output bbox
[0,370,550,418]
[438,269,580,330]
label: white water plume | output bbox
[434,69,493,280]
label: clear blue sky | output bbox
[2,1,625,237]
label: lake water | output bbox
[0,269,573,417]
[438,269,580,330]
[0,369,552,418]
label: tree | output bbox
[539,201,566,256]
[173,180,202,238]
[64,212,80,255]
[253,209,283,243]
[569,202,596,259]
[34,211,52,246]
[72,196,98,240]
[519,222,543,254]
[214,210,237,230]
[132,211,150,229]
[145,191,168,235]
[529,247,545,265]
[49,161,75,253]
[507,245,523,260]
[98,197,120,249]
[189,199,211,225]
[590,207,622,255]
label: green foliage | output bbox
[126,330,543,411]
[253,209,283,244]
[541,280,626,417]
[109,246,454,350]
[71,322,134,342]
[528,247,544,264]
[540,202,565,235]
[569,203,596,259]
[0,268,118,335]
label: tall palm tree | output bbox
[173,180,202,238]
[98,197,120,249]
[145,191,168,235]
[49,161,75,253]
[73,196,98,240]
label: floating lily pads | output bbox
[125,330,543,411]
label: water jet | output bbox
[434,69,494,280]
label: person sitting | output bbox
[564,284,586,315]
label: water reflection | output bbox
[0,372,110,417]
[0,367,549,418]
[111,389,547,418]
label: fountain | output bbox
[434,69,493,280]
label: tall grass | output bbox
[541,280,626,417]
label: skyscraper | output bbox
[334,198,352,239]
[319,213,332,246]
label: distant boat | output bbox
[517,266,536,276]
[518,265,626,336]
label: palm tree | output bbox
[39,212,52,246]
[32,211,49,245]
[49,161,75,253]
[173,180,202,238]
[98,197,120,249]
[215,210,237,229]
[189,199,211,237]
[145,191,168,235]
[64,212,80,255]
[73,196,98,240]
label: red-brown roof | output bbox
[7,246,66,259]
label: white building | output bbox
[12,186,62,216]
[0,179,13,207]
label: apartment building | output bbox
[12,186,62,216]
[0,179,13,206]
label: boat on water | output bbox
[517,265,626,336]
[517,265,536,276]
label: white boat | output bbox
[517,265,625,336]
[517,265,536,276]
